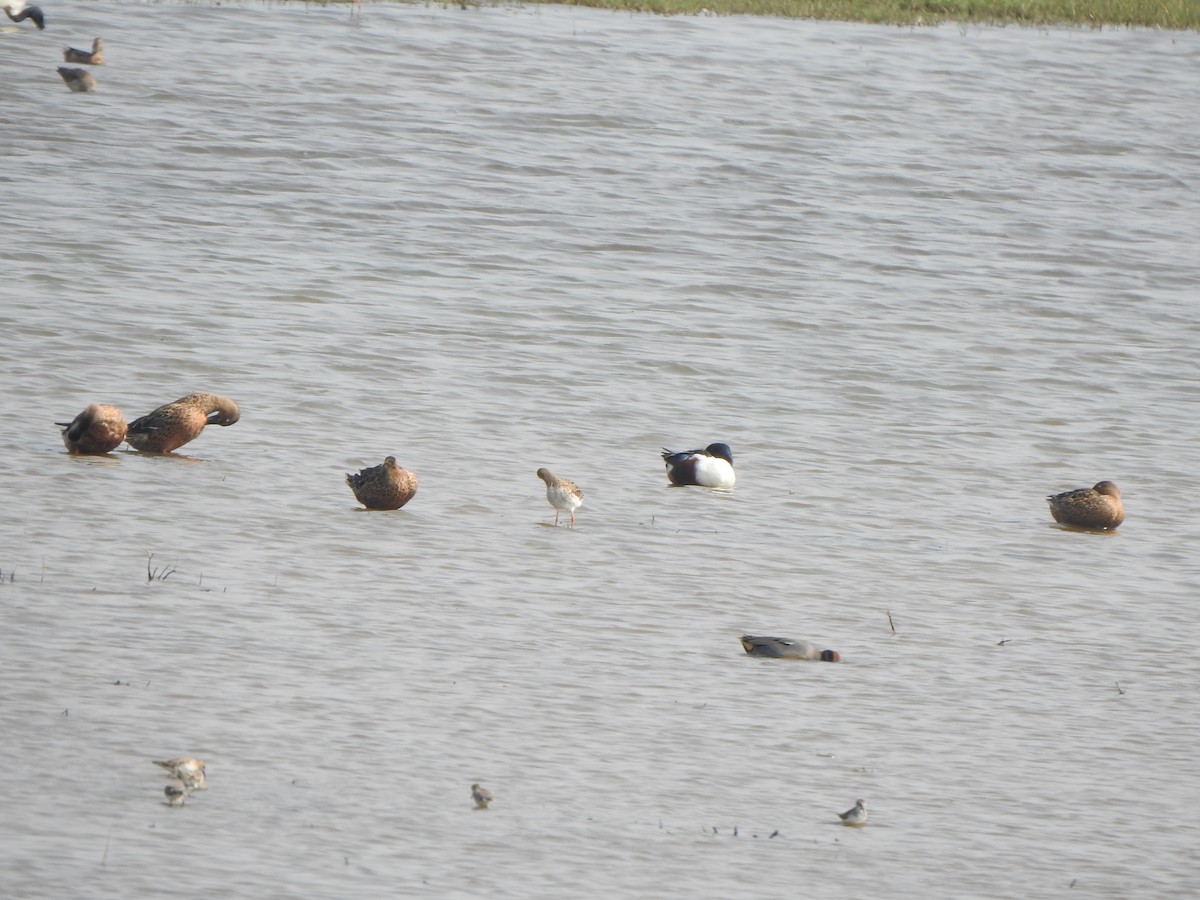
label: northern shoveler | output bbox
[57,67,96,93]
[3,1,44,28]
[536,467,583,527]
[154,757,207,791]
[1047,481,1124,530]
[57,404,127,454]
[63,38,104,65]
[125,393,240,452]
[346,456,418,510]
[838,799,868,827]
[740,635,840,662]
[471,783,493,810]
[661,442,735,488]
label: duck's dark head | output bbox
[704,442,733,464]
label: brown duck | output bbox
[63,38,104,65]
[346,456,418,510]
[1047,481,1124,530]
[57,404,127,454]
[57,67,96,93]
[125,393,240,453]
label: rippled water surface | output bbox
[2,3,1199,897]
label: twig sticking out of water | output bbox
[997,638,1013,646]
[1115,681,1125,695]
[146,553,176,583]
[886,610,896,635]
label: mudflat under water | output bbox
[1,3,1198,897]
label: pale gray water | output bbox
[1,3,1199,897]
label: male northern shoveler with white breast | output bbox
[740,635,840,662]
[661,442,735,488]
[1047,481,1124,530]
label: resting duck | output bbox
[661,442,735,488]
[57,404,127,454]
[346,456,418,510]
[125,393,240,452]
[1047,481,1124,530]
[536,467,583,527]
[2,1,44,29]
[57,66,95,92]
[740,635,840,662]
[63,38,103,65]
[838,799,868,827]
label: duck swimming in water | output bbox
[1047,481,1124,530]
[63,38,103,65]
[740,635,840,662]
[346,456,418,510]
[125,393,240,452]
[3,1,45,29]
[57,404,127,454]
[57,66,95,92]
[661,442,735,488]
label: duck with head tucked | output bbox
[740,635,840,662]
[125,393,240,453]
[661,442,735,488]
[346,456,418,510]
[57,404,127,454]
[63,38,104,65]
[1047,481,1124,530]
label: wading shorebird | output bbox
[125,393,240,452]
[471,783,493,810]
[346,456,418,510]
[154,757,207,791]
[838,799,868,827]
[63,38,104,64]
[163,781,188,807]
[57,404,127,454]
[740,635,840,662]
[661,443,735,488]
[3,1,45,28]
[536,467,583,527]
[1047,481,1124,530]
[57,66,96,92]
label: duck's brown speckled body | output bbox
[57,404,127,454]
[57,66,96,92]
[1047,481,1124,530]
[125,393,240,453]
[346,456,418,510]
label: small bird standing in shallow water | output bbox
[471,783,493,810]
[1046,480,1124,530]
[154,757,207,791]
[57,66,96,92]
[125,393,240,452]
[63,38,104,65]
[164,781,188,807]
[661,443,735,488]
[536,467,583,527]
[3,1,45,29]
[838,799,868,827]
[740,635,840,662]
[346,456,419,510]
[57,404,127,454]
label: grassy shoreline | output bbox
[471,0,1200,29]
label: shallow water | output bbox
[1,4,1199,897]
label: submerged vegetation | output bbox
[449,0,1200,29]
